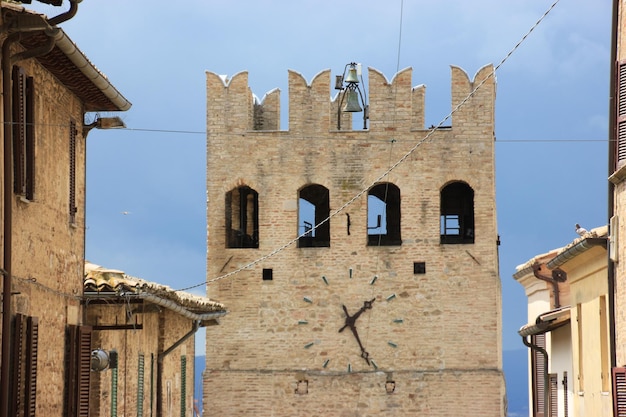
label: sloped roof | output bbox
[513,225,608,278]
[84,262,226,320]
[2,2,131,111]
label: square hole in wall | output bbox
[262,268,273,281]
[295,379,308,395]
[413,262,426,274]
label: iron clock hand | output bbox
[338,298,375,365]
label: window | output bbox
[137,354,145,417]
[577,304,584,392]
[180,356,187,417]
[548,373,558,417]
[616,61,626,170]
[12,66,35,200]
[65,324,92,417]
[225,186,259,248]
[531,333,546,417]
[367,183,401,246]
[600,296,610,392]
[613,367,626,417]
[298,184,330,247]
[9,314,38,417]
[69,121,78,223]
[440,181,474,244]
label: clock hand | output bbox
[349,324,371,365]
[338,299,376,365]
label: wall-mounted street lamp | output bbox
[335,62,368,130]
[83,115,126,136]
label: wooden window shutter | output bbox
[9,315,39,417]
[613,367,626,417]
[549,373,558,417]
[12,66,26,195]
[11,66,35,199]
[532,333,546,417]
[66,325,92,417]
[562,372,569,417]
[66,325,79,417]
[24,316,39,417]
[617,61,626,169]
[69,121,77,223]
[77,326,92,417]
[25,75,35,200]
[10,314,26,416]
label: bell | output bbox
[342,90,362,112]
[344,67,359,84]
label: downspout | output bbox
[156,320,202,417]
[522,335,550,417]
[0,25,58,417]
[0,31,19,417]
[608,0,619,373]
[532,262,566,309]
[47,0,80,27]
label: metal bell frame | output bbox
[336,62,368,130]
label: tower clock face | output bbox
[296,272,406,372]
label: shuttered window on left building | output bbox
[9,314,39,417]
[69,120,78,224]
[12,66,35,200]
[65,325,92,417]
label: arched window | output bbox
[367,183,401,246]
[440,181,474,244]
[225,186,259,248]
[298,184,330,247]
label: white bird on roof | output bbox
[575,223,588,236]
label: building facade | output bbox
[609,1,626,416]
[84,263,226,417]
[515,226,610,417]
[0,3,130,417]
[204,64,506,416]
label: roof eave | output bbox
[4,5,131,112]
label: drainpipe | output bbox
[47,0,80,27]
[532,262,566,309]
[156,320,202,417]
[0,17,62,417]
[522,335,549,417]
[608,0,619,373]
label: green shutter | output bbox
[137,354,145,417]
[180,356,187,417]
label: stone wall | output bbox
[204,64,505,416]
[1,39,87,417]
[88,304,195,417]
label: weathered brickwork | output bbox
[1,41,86,417]
[205,65,505,416]
[87,306,195,417]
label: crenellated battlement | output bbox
[205,64,494,134]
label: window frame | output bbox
[298,184,330,248]
[616,60,626,170]
[440,181,475,244]
[65,324,92,417]
[531,333,546,417]
[225,186,259,248]
[367,182,401,246]
[69,120,78,224]
[12,65,35,200]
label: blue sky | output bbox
[31,0,609,368]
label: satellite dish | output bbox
[91,349,110,371]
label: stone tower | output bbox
[204,64,505,416]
